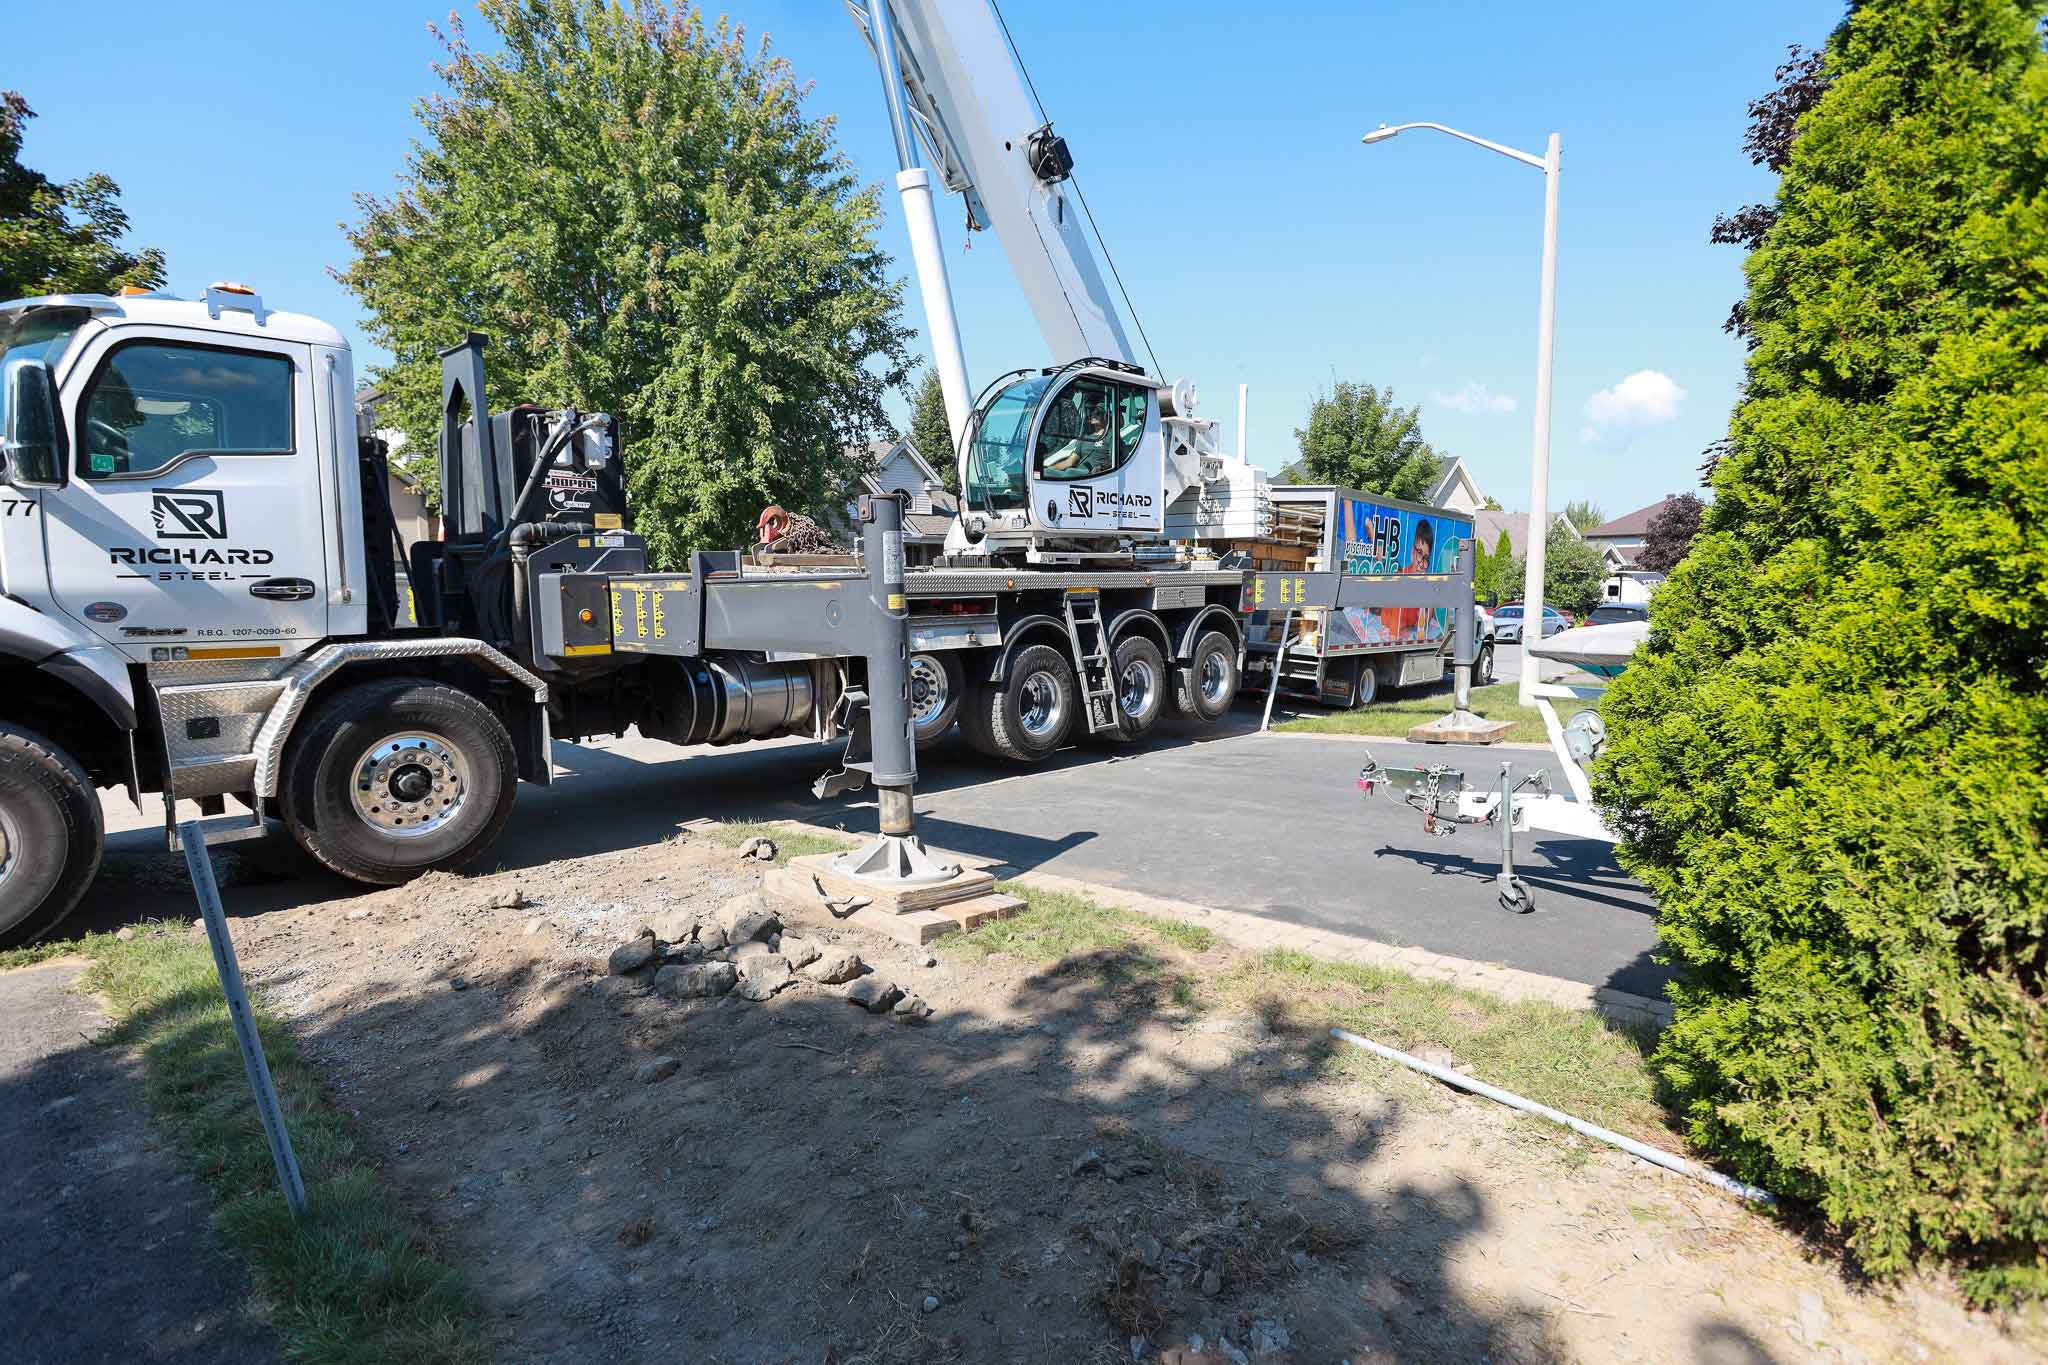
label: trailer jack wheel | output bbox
[1497,875,1535,915]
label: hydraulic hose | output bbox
[507,520,595,647]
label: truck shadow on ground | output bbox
[162,917,1631,1362]
[1366,838,1657,918]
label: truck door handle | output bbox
[250,577,317,602]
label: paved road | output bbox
[87,695,1664,1000]
[0,958,275,1364]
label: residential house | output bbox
[828,437,957,564]
[1470,508,1584,604]
[1583,498,1682,604]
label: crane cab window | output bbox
[78,341,293,479]
[1037,376,1146,482]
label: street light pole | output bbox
[1361,123,1562,704]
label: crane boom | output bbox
[851,0,1138,375]
[854,0,1271,561]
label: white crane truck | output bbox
[0,0,1482,947]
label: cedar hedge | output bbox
[1593,0,2048,1302]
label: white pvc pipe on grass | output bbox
[1329,1027,1775,1205]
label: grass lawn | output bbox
[949,882,1674,1151]
[1272,680,1595,745]
[7,925,484,1364]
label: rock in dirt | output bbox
[114,927,136,942]
[346,908,373,921]
[650,909,701,943]
[779,935,821,971]
[664,940,708,964]
[522,917,545,936]
[697,923,728,952]
[1248,1320,1290,1357]
[1071,1150,1104,1178]
[609,933,661,976]
[736,835,777,862]
[720,894,781,944]
[844,977,902,1013]
[804,947,865,985]
[658,961,737,1000]
[596,975,648,1001]
[635,1056,681,1085]
[729,938,777,962]
[921,1294,940,1314]
[488,887,530,910]
[1199,1267,1222,1297]
[733,954,794,1002]
[892,993,933,1022]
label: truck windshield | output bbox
[0,308,90,452]
[963,374,1049,514]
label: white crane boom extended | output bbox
[853,0,1270,559]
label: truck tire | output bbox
[909,651,964,750]
[1353,659,1380,708]
[1475,643,1496,687]
[0,725,103,949]
[280,678,517,885]
[1093,634,1167,743]
[965,643,1076,763]
[1172,630,1239,724]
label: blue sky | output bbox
[13,0,1843,521]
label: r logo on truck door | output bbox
[1067,487,1092,518]
[151,488,228,540]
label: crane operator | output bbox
[1041,387,1113,478]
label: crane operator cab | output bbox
[951,357,1179,563]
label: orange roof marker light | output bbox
[116,285,154,296]
[209,281,257,295]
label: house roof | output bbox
[1587,496,1682,540]
[1473,509,1581,560]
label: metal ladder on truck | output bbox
[1063,589,1119,734]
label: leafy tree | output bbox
[1292,381,1438,501]
[1710,45,1833,345]
[906,369,957,494]
[1480,494,1503,511]
[339,1,914,559]
[1594,0,2048,1302]
[0,91,165,300]
[1472,526,1516,603]
[1510,519,1604,618]
[1636,492,1706,574]
[1562,498,1605,532]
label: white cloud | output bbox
[1431,380,1517,415]
[1581,370,1686,444]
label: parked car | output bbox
[1587,603,1650,626]
[1492,603,1570,642]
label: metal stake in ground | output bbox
[180,821,307,1219]
[831,492,960,886]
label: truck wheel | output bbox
[281,679,517,885]
[1353,660,1380,708]
[0,725,103,949]
[1475,644,1496,687]
[968,643,1076,762]
[909,651,964,750]
[1172,630,1239,723]
[1093,635,1166,743]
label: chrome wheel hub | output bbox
[0,807,16,890]
[1198,651,1230,705]
[350,731,469,838]
[1018,670,1067,740]
[1118,658,1158,719]
[909,655,951,727]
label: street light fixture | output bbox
[1362,121,1562,706]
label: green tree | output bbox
[1510,520,1604,617]
[1594,0,2048,1302]
[1292,381,1438,501]
[1473,526,1516,602]
[906,369,957,494]
[0,92,165,299]
[339,1,914,558]
[1562,498,1605,532]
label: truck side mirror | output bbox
[1,358,66,489]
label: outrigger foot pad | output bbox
[829,833,962,886]
[1408,709,1513,745]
